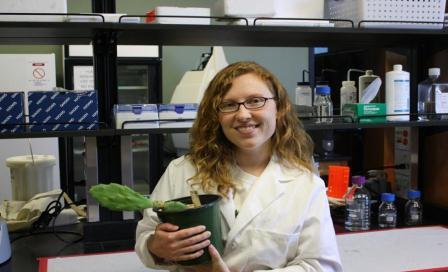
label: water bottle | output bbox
[314,85,333,123]
[345,176,370,231]
[405,190,423,226]
[378,193,397,228]
[418,68,440,121]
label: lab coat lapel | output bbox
[224,160,293,249]
[220,189,236,230]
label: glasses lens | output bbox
[219,102,238,112]
[245,97,266,109]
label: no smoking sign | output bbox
[32,67,46,79]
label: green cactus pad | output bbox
[89,183,188,212]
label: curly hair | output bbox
[187,61,314,196]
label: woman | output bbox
[135,61,342,271]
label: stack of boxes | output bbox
[114,103,198,129]
[0,92,25,133]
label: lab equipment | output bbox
[378,193,397,228]
[345,176,370,231]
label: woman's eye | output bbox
[247,97,263,104]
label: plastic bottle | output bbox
[295,82,313,107]
[314,85,333,123]
[345,176,370,231]
[385,64,410,121]
[405,190,423,226]
[378,193,397,228]
[295,69,313,108]
[359,70,380,103]
[418,68,440,121]
[435,83,448,120]
[340,81,357,114]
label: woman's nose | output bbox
[235,105,252,120]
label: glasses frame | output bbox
[217,97,277,113]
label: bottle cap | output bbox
[428,68,440,76]
[381,193,395,202]
[407,189,421,199]
[351,175,366,185]
[365,70,373,75]
[342,81,355,87]
[393,64,403,71]
[316,85,331,95]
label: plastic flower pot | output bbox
[154,194,223,266]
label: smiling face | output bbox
[218,73,277,155]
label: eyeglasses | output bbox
[217,97,276,113]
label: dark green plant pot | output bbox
[154,194,223,266]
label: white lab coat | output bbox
[135,155,343,272]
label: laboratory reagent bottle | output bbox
[345,176,370,231]
[296,82,313,107]
[385,64,410,121]
[418,68,440,121]
[359,70,380,103]
[378,193,397,228]
[314,85,333,123]
[340,81,357,114]
[405,190,423,226]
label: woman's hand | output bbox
[184,244,230,272]
[209,244,230,272]
[147,223,211,263]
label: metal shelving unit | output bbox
[2,17,448,239]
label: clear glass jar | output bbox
[314,85,333,123]
[378,193,397,228]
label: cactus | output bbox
[89,183,188,212]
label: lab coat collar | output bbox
[222,156,300,251]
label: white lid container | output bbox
[6,155,56,201]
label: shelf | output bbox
[2,120,448,139]
[302,119,448,130]
[0,129,116,139]
[1,21,448,47]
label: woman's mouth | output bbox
[236,124,258,134]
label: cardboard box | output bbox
[28,91,98,131]
[342,103,386,123]
[114,104,159,129]
[0,54,56,119]
[0,92,25,133]
[146,7,210,25]
[159,103,197,128]
[0,0,67,22]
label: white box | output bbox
[0,0,67,22]
[114,104,159,129]
[0,54,56,116]
[66,13,141,23]
[159,103,197,128]
[146,7,210,25]
[214,0,275,17]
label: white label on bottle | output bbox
[341,87,357,109]
[296,87,312,107]
[393,79,410,113]
[435,91,448,114]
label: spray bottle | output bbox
[340,69,363,113]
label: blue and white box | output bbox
[0,92,25,133]
[158,103,198,128]
[114,104,159,129]
[28,90,98,131]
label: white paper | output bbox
[44,251,168,272]
[337,226,448,272]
